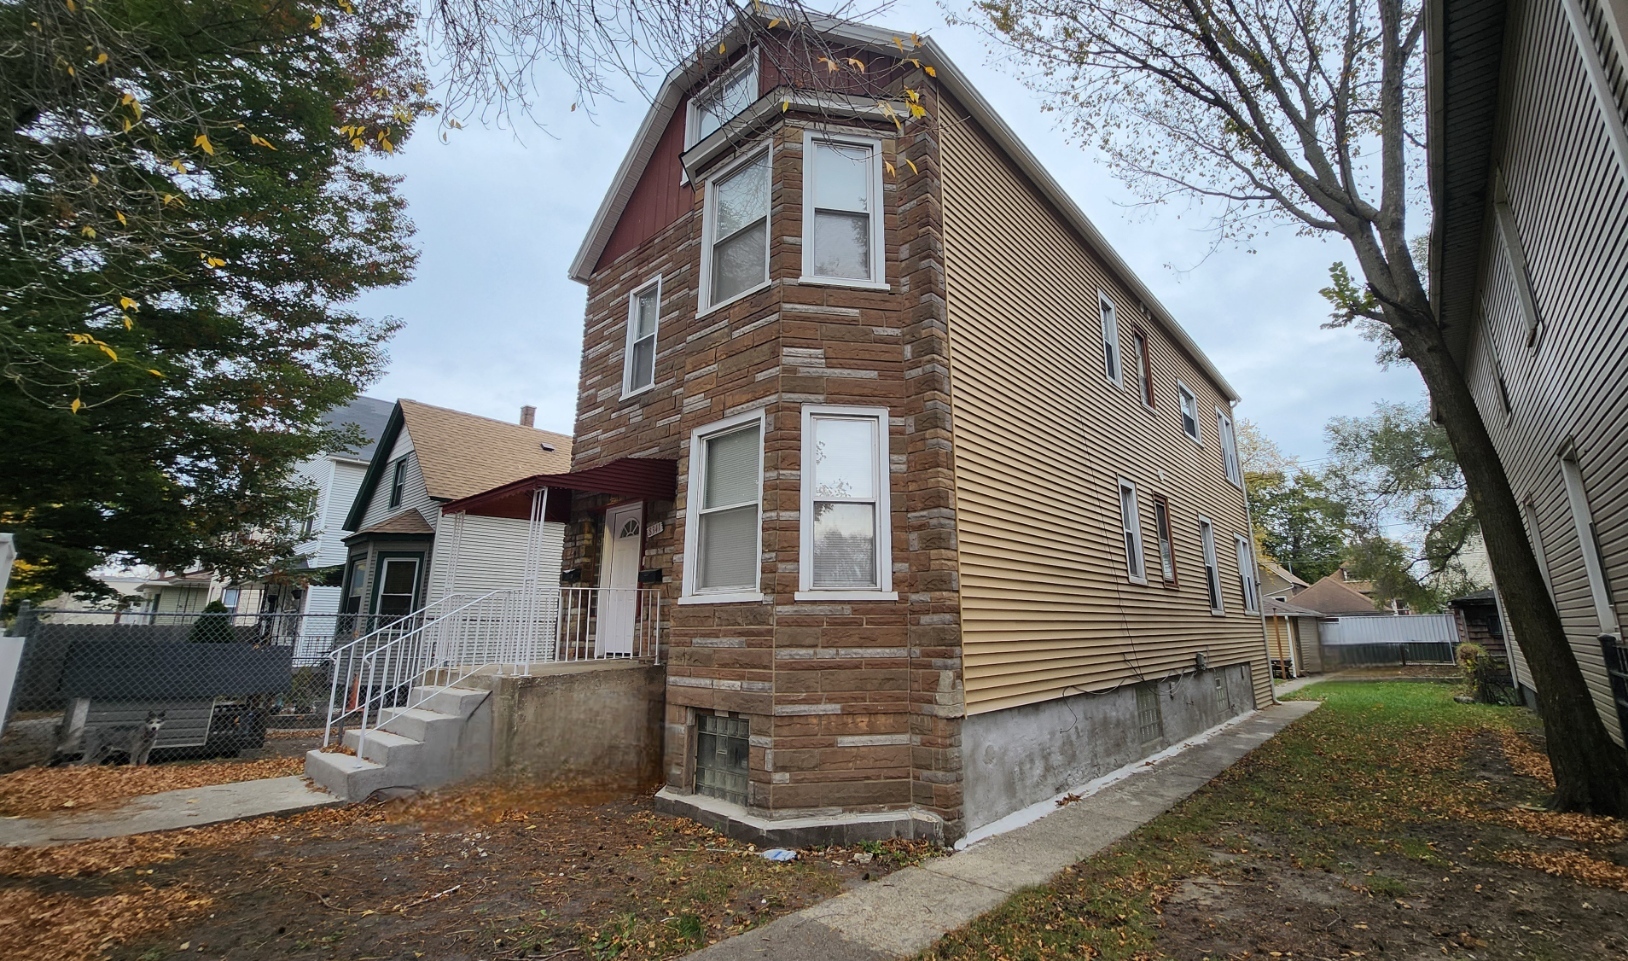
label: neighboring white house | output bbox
[336,400,572,627]
[262,396,395,647]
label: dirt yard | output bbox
[0,777,930,961]
[921,682,1628,961]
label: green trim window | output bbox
[388,458,407,508]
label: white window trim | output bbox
[1100,292,1122,387]
[685,49,760,149]
[1217,407,1243,487]
[796,404,897,601]
[621,276,662,399]
[1560,451,1620,634]
[1176,381,1202,445]
[1199,515,1224,615]
[1118,477,1147,585]
[697,141,774,317]
[1131,328,1156,411]
[1235,533,1260,614]
[799,130,888,291]
[680,409,769,605]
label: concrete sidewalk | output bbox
[0,776,339,848]
[686,700,1322,961]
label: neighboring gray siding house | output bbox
[1429,0,1628,740]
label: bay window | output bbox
[701,148,771,311]
[801,133,884,284]
[683,412,765,601]
[798,405,894,598]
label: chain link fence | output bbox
[1,608,395,768]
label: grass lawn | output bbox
[921,681,1628,960]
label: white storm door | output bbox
[598,502,643,656]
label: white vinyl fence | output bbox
[1321,613,1461,666]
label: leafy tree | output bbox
[1251,471,1348,585]
[1,0,431,606]
[1324,400,1484,590]
[972,0,1628,812]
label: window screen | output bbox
[696,424,761,591]
[708,153,770,305]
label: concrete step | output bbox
[305,748,406,800]
[343,727,423,768]
[379,706,455,742]
[409,686,489,718]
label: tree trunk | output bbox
[1392,300,1628,814]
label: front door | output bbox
[598,502,643,656]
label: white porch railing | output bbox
[322,586,661,748]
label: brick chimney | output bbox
[519,405,536,428]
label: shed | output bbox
[1264,598,1327,678]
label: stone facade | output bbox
[567,96,968,831]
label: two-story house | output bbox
[547,13,1271,842]
[1429,0,1628,739]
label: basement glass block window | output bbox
[695,714,750,805]
[1136,684,1163,749]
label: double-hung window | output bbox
[1199,516,1223,614]
[801,133,884,285]
[1177,382,1200,442]
[1217,408,1242,486]
[1118,478,1146,584]
[1560,452,1619,634]
[683,413,765,602]
[623,279,660,396]
[1234,534,1260,613]
[687,53,758,146]
[1100,294,1122,385]
[1153,495,1176,584]
[1132,330,1155,407]
[701,148,771,311]
[799,406,894,598]
[388,458,406,508]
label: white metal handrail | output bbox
[323,586,661,749]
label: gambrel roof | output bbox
[569,7,1240,402]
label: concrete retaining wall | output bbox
[961,664,1255,834]
[470,662,665,787]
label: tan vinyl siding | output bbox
[939,103,1271,715]
[1462,0,1628,744]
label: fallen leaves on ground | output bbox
[1498,848,1628,892]
[0,884,212,961]
[263,728,324,739]
[0,756,305,817]
[1498,728,1556,787]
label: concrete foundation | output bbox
[469,661,666,787]
[654,787,945,847]
[961,664,1254,834]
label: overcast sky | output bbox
[352,0,1425,464]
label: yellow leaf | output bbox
[767,18,780,28]
[122,315,133,330]
[908,102,926,119]
[379,135,393,153]
[338,0,353,11]
[906,158,919,174]
[148,369,164,378]
[96,51,108,64]
[924,65,937,78]
[122,117,132,132]
[846,58,866,72]
[170,158,186,173]
[201,253,226,267]
[194,133,214,155]
[905,88,921,103]
[892,36,905,52]
[66,65,75,77]
[162,193,179,206]
[69,333,93,344]
[781,99,790,113]
[89,172,99,184]
[115,210,127,225]
[120,296,137,311]
[884,160,896,177]
[250,133,276,150]
[351,137,364,150]
[310,13,322,28]
[911,32,921,47]
[70,398,83,414]
[80,225,96,238]
[65,0,76,11]
[98,343,117,361]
